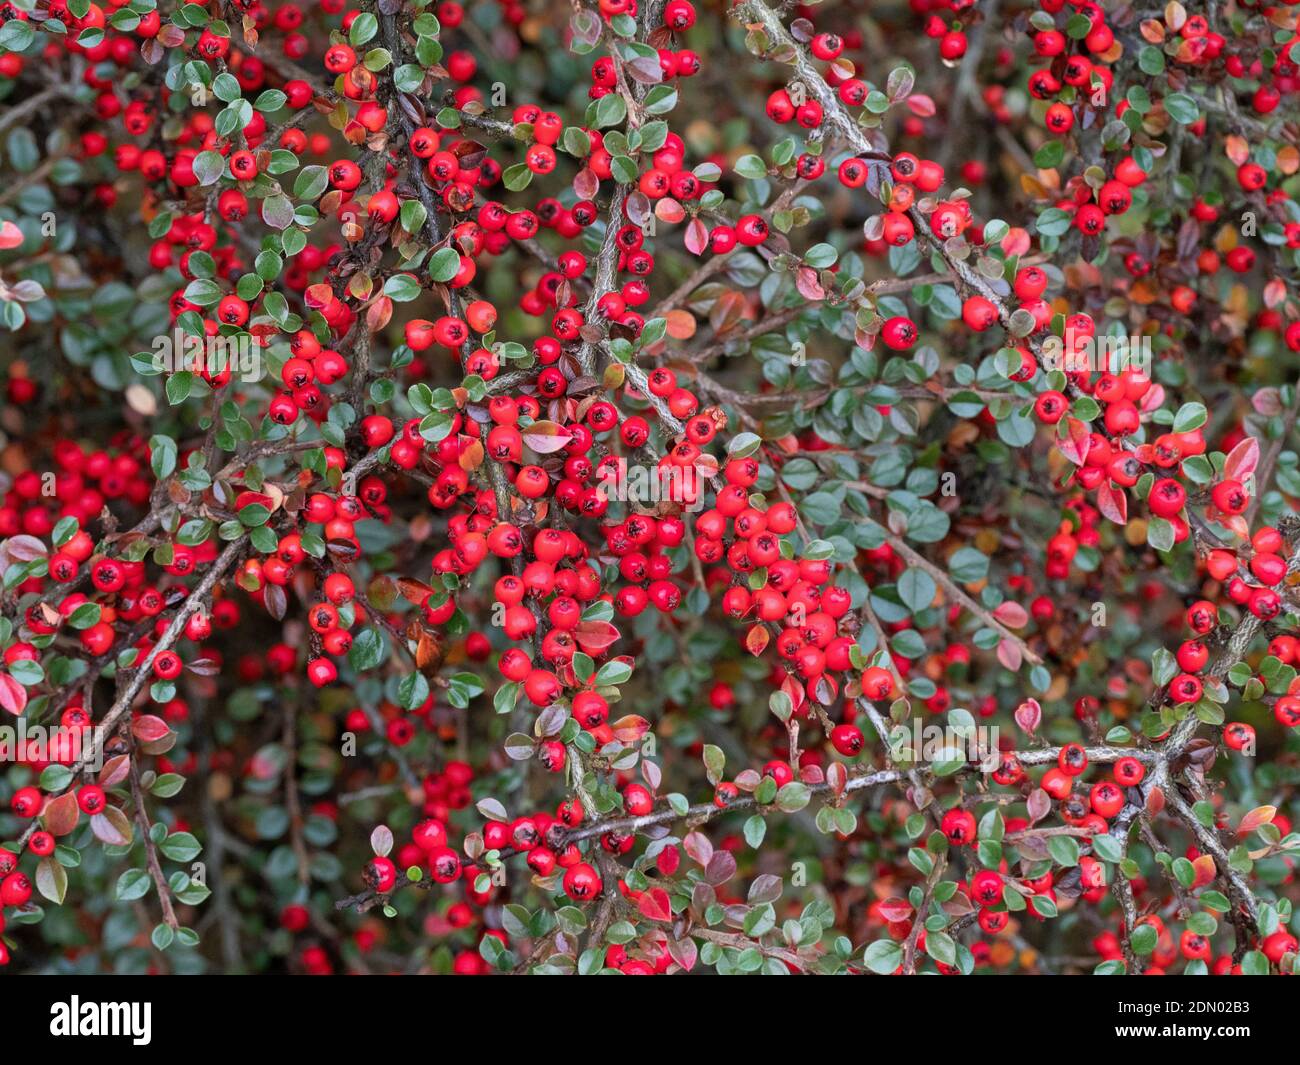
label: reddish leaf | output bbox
[997,638,1024,671]
[907,94,936,117]
[1097,481,1128,525]
[573,167,599,200]
[1238,805,1276,835]
[263,582,287,621]
[744,624,770,656]
[574,620,620,654]
[4,534,47,562]
[1014,698,1042,735]
[520,420,572,454]
[667,935,698,971]
[0,672,28,716]
[705,850,736,885]
[1000,227,1032,257]
[795,266,825,301]
[610,714,650,744]
[397,578,435,605]
[1191,854,1216,886]
[1139,383,1166,413]
[366,295,393,332]
[684,217,708,256]
[878,897,914,923]
[304,283,334,309]
[1027,787,1051,823]
[993,601,1029,628]
[709,290,747,334]
[458,438,484,473]
[748,873,783,904]
[42,791,80,837]
[637,887,673,922]
[98,755,131,789]
[654,197,684,225]
[131,715,171,742]
[664,308,696,339]
[35,856,67,905]
[1224,436,1260,483]
[812,671,838,706]
[90,807,133,846]
[683,830,712,868]
[1057,418,1091,467]
[826,760,847,799]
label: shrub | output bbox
[0,0,1297,976]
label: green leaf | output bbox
[595,93,626,128]
[159,832,201,862]
[502,163,533,192]
[594,659,632,686]
[1048,835,1080,867]
[1138,46,1165,75]
[925,930,956,966]
[150,774,186,799]
[610,155,638,184]
[702,743,725,784]
[253,89,287,113]
[1035,207,1073,237]
[1146,517,1175,553]
[193,150,227,186]
[1091,833,1123,863]
[36,858,67,905]
[428,247,461,283]
[151,923,175,951]
[863,939,903,974]
[149,434,177,479]
[115,868,152,901]
[1033,140,1064,168]
[775,782,810,812]
[349,11,378,45]
[384,273,423,301]
[262,194,295,230]
[293,166,329,200]
[348,627,387,672]
[897,568,936,613]
[1165,92,1200,125]
[1130,923,1158,955]
[40,765,74,792]
[1173,401,1207,433]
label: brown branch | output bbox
[901,849,947,974]
[16,537,246,848]
[1245,379,1300,524]
[129,744,180,931]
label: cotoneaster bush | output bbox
[0,0,1298,976]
